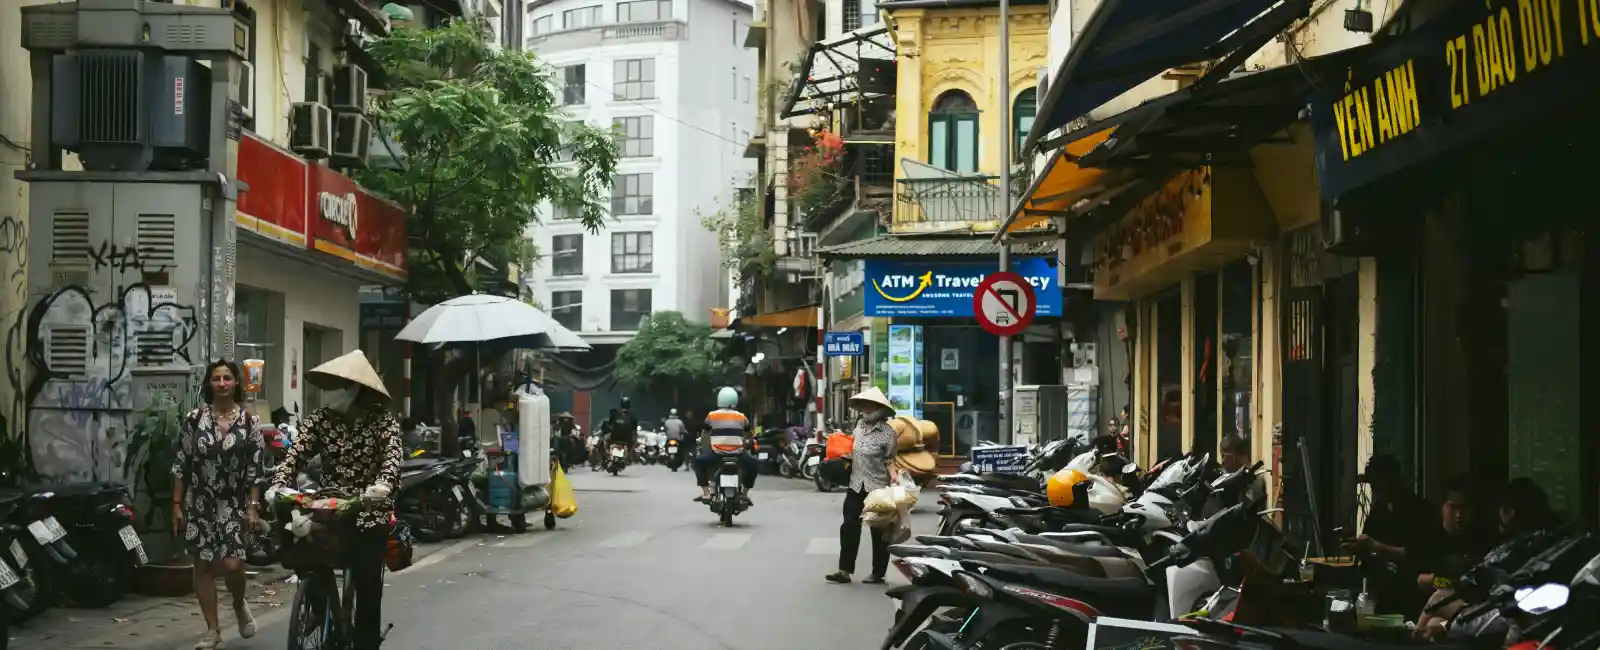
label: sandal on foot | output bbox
[195,629,224,650]
[236,604,257,639]
[825,571,852,584]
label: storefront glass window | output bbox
[1154,291,1182,459]
[1194,271,1220,455]
[1220,260,1254,442]
[923,325,997,456]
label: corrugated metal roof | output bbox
[816,236,1056,259]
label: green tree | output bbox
[615,312,726,392]
[700,173,775,278]
[361,19,620,303]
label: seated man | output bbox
[692,387,758,505]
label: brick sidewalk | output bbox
[9,539,457,650]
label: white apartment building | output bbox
[524,0,757,345]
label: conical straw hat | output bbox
[307,350,390,400]
[848,386,893,412]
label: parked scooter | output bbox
[395,457,470,542]
[23,484,145,608]
[799,431,826,481]
[0,490,45,622]
[754,428,786,475]
[778,431,806,479]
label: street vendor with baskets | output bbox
[269,350,404,650]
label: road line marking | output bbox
[599,530,652,548]
[805,537,839,556]
[700,532,750,550]
[408,537,479,571]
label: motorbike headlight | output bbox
[1514,583,1569,615]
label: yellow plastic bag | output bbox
[550,464,578,518]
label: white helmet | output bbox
[669,408,678,416]
[716,386,739,409]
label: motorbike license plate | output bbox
[452,485,466,502]
[611,448,626,458]
[718,474,740,488]
[0,557,18,590]
[119,526,141,551]
[27,518,65,544]
[807,455,821,467]
[9,540,26,569]
[758,452,769,460]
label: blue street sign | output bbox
[970,445,1030,474]
[823,331,865,356]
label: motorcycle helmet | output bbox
[669,408,678,416]
[620,396,632,410]
[1046,468,1091,507]
[716,386,739,409]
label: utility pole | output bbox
[996,0,1013,444]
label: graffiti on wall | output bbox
[0,215,28,478]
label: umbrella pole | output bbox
[476,343,483,446]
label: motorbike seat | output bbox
[968,538,1045,561]
[949,473,1039,492]
[402,458,446,471]
[1012,544,1147,579]
[969,560,1153,607]
[1056,523,1136,540]
[1010,533,1126,558]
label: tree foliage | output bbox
[615,311,726,389]
[361,19,620,303]
[700,173,775,278]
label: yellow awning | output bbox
[1000,128,1116,236]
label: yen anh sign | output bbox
[974,272,1036,337]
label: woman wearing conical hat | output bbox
[268,350,401,650]
[825,386,902,585]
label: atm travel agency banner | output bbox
[864,257,1062,318]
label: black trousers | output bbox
[839,488,888,576]
[348,526,389,650]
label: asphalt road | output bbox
[219,462,921,650]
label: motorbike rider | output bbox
[662,409,687,463]
[692,387,758,505]
[1201,434,1267,517]
[605,406,636,461]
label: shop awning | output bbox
[781,26,896,119]
[817,235,1055,259]
[741,306,819,329]
[1069,44,1368,168]
[1019,0,1311,158]
[996,128,1119,238]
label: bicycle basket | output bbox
[274,501,361,570]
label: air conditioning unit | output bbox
[291,102,333,158]
[332,112,372,168]
[236,60,256,119]
[331,64,369,113]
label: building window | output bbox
[561,65,586,105]
[617,0,671,22]
[843,0,879,30]
[611,173,654,215]
[613,116,654,157]
[563,5,602,29]
[551,291,583,330]
[530,15,553,34]
[613,58,656,100]
[551,234,583,276]
[1013,87,1038,156]
[929,90,979,173]
[611,232,653,273]
[742,76,752,102]
[610,289,652,331]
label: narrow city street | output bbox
[19,465,920,650]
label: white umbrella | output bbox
[397,294,550,344]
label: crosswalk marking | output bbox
[805,537,839,556]
[598,530,652,548]
[699,532,750,551]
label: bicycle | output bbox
[274,491,394,650]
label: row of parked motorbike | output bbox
[883,440,1599,649]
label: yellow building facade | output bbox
[887,4,1050,232]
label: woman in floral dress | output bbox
[171,359,263,649]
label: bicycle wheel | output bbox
[287,571,339,650]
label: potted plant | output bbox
[124,391,195,596]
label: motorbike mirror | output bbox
[1514,583,1569,615]
[1573,551,1600,587]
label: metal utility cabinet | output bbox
[16,0,245,481]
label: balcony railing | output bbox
[525,20,686,53]
[894,173,1026,233]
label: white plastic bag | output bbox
[863,486,901,514]
[894,473,920,510]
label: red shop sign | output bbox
[306,165,406,280]
[235,134,309,246]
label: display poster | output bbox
[886,325,922,419]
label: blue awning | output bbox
[1021,0,1294,157]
